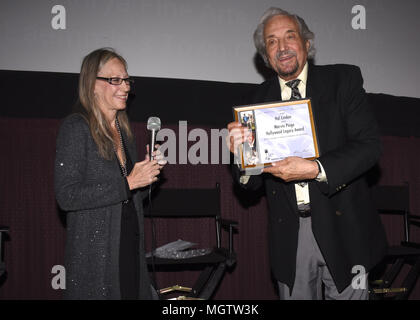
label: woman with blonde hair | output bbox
[55,48,164,299]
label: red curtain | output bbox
[0,117,419,299]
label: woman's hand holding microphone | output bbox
[126,144,167,190]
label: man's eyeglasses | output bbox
[96,77,134,86]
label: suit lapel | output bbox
[261,77,282,103]
[306,64,330,198]
[306,64,326,156]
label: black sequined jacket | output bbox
[54,113,152,299]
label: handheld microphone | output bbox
[147,117,161,160]
[146,117,161,295]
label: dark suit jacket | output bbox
[233,64,388,293]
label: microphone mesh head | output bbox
[147,117,161,130]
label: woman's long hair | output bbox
[76,47,133,160]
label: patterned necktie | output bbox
[286,79,306,188]
[286,79,302,100]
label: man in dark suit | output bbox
[227,7,387,299]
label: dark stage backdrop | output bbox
[0,70,419,299]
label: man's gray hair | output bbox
[253,7,315,67]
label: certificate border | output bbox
[233,98,319,170]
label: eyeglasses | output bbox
[96,77,134,86]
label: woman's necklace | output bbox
[114,117,127,177]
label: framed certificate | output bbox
[233,99,319,170]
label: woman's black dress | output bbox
[118,140,140,299]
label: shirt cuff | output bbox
[239,175,251,185]
[315,160,328,183]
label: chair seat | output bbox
[370,184,420,299]
[386,245,420,257]
[144,184,238,299]
[147,247,234,266]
